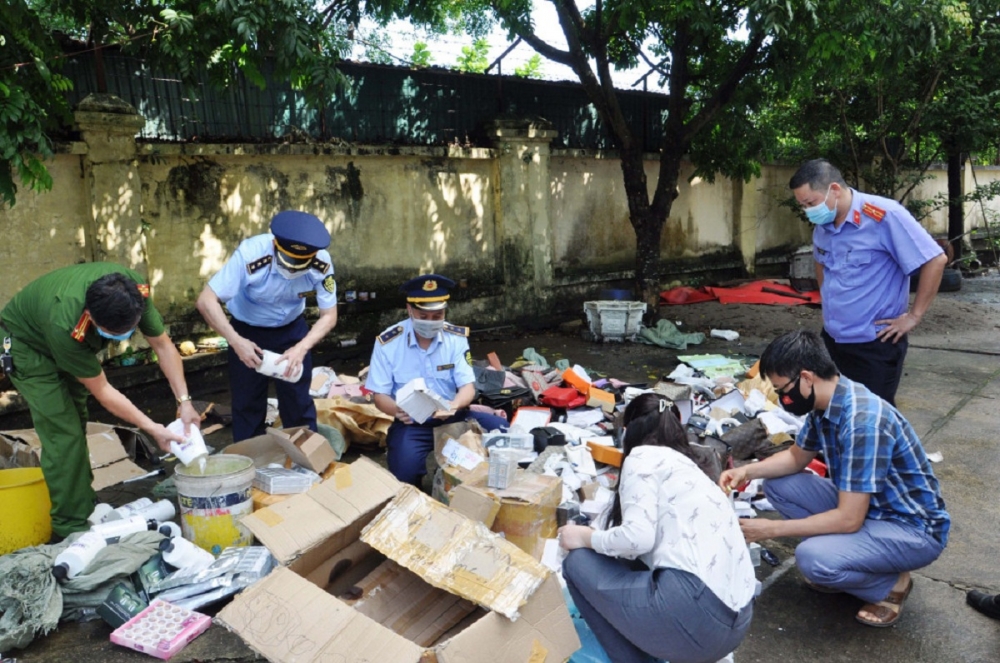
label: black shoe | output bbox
[966,590,1000,620]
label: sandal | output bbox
[856,577,913,628]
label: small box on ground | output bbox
[253,467,313,495]
[584,300,647,342]
[218,461,579,663]
[264,426,336,474]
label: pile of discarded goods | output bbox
[0,335,815,662]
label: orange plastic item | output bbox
[586,442,623,468]
[586,386,616,413]
[562,368,591,394]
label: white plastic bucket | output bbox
[174,455,256,555]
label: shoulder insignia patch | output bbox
[851,210,861,226]
[246,255,273,275]
[861,202,886,223]
[378,326,403,345]
[322,275,336,294]
[465,350,473,366]
[297,290,316,299]
[310,257,331,273]
[71,311,91,342]
[136,284,150,298]
[443,323,469,337]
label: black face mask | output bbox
[778,376,815,416]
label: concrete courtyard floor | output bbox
[9,276,1000,662]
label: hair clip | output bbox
[658,399,668,413]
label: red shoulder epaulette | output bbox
[137,284,150,297]
[862,202,886,223]
[71,312,91,342]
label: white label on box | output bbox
[442,438,485,471]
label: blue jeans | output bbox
[563,549,752,663]
[764,472,945,603]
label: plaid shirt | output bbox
[798,377,950,545]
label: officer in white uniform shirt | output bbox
[365,274,507,486]
[197,210,338,441]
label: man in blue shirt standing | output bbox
[197,211,338,442]
[789,159,947,405]
[720,330,949,628]
[365,274,507,486]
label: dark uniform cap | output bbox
[401,274,456,311]
[270,210,331,270]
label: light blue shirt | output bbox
[208,234,337,327]
[365,318,475,401]
[813,190,942,343]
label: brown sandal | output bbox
[856,578,913,628]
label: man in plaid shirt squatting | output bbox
[719,329,949,628]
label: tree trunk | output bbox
[947,149,965,264]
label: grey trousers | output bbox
[764,472,945,603]
[563,548,753,663]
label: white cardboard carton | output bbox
[218,458,579,663]
[395,378,451,424]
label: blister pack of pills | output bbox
[109,599,211,659]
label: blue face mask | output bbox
[803,185,836,225]
[96,326,135,342]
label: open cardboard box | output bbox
[217,458,579,663]
[0,422,146,489]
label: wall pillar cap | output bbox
[74,93,146,133]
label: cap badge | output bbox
[422,279,438,292]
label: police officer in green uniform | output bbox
[0,263,200,541]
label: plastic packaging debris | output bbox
[152,547,274,611]
[710,329,740,341]
[926,451,944,463]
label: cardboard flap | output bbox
[360,485,549,620]
[217,567,425,663]
[242,457,401,565]
[436,575,580,663]
[85,423,129,468]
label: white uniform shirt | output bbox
[591,445,756,611]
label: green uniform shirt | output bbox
[0,263,164,379]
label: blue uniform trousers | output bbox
[764,472,944,603]
[228,316,316,442]
[563,549,752,663]
[386,410,508,485]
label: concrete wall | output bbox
[3,97,999,333]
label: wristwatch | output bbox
[176,394,193,405]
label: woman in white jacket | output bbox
[559,393,756,663]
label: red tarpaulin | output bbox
[660,280,821,306]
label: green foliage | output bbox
[411,41,434,67]
[456,37,489,73]
[0,0,72,208]
[513,54,542,79]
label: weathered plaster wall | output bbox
[136,145,499,318]
[4,100,999,328]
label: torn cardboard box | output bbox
[219,461,579,663]
[0,422,146,490]
[264,426,336,474]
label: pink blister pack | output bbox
[110,599,211,660]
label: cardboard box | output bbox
[449,484,501,528]
[218,462,579,663]
[266,426,336,474]
[460,471,562,560]
[0,422,146,489]
[586,386,616,413]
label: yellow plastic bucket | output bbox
[0,468,52,554]
[174,455,256,555]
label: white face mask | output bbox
[411,318,445,339]
[276,265,310,280]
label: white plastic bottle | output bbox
[90,515,159,543]
[166,419,208,467]
[159,536,215,573]
[157,521,182,539]
[53,531,107,581]
[131,499,176,523]
[102,497,154,522]
[87,503,114,526]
